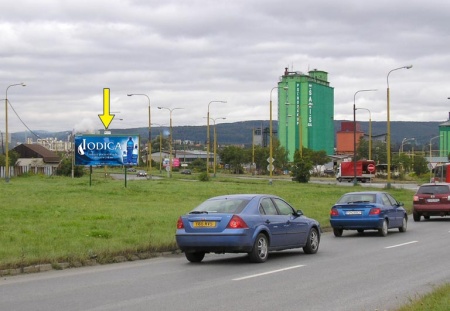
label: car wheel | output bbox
[399,217,407,232]
[248,233,269,263]
[424,215,430,220]
[379,219,388,237]
[357,229,364,234]
[303,228,320,254]
[185,252,205,263]
[337,178,342,182]
[333,228,343,237]
[413,212,421,222]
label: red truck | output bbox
[336,160,376,183]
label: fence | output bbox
[0,165,57,178]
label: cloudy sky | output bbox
[1,0,449,134]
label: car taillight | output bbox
[227,215,248,229]
[369,208,381,215]
[413,195,419,202]
[330,209,339,216]
[177,217,184,229]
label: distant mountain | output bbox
[9,120,443,150]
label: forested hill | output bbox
[12,120,443,148]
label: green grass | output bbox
[395,283,450,311]
[0,172,414,269]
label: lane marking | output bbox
[232,265,305,281]
[385,241,418,249]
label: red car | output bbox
[413,183,450,221]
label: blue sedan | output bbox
[176,194,321,263]
[329,191,408,237]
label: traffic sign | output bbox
[367,164,375,173]
[267,164,275,172]
[267,157,274,163]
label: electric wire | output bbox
[6,99,41,138]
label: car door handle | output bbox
[265,219,271,224]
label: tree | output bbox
[291,149,313,182]
[412,155,429,176]
[219,145,249,174]
[56,158,84,177]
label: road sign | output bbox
[267,164,275,172]
[367,164,375,173]
[267,157,274,163]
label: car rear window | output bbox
[337,194,376,204]
[191,198,250,214]
[417,185,450,195]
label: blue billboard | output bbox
[75,135,140,166]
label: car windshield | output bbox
[191,198,250,214]
[417,185,450,195]
[337,194,376,204]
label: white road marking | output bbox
[385,241,418,249]
[232,265,305,281]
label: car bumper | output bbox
[413,204,450,214]
[176,231,254,253]
[330,217,384,230]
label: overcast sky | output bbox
[1,0,449,134]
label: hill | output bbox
[9,120,442,150]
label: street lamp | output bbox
[429,135,442,180]
[355,107,372,160]
[152,123,166,174]
[5,83,26,182]
[206,101,226,175]
[127,94,152,175]
[158,106,183,177]
[269,85,288,184]
[207,117,226,177]
[400,137,415,154]
[353,89,377,185]
[386,65,413,188]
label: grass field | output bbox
[0,172,414,269]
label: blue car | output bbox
[330,191,408,237]
[176,194,321,263]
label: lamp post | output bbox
[152,123,166,174]
[269,86,288,184]
[400,137,415,154]
[5,83,26,182]
[127,94,152,175]
[206,101,226,175]
[386,65,413,188]
[211,117,225,177]
[429,135,442,180]
[158,107,182,177]
[353,89,377,185]
[355,107,372,160]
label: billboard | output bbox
[75,135,140,166]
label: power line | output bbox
[6,99,41,138]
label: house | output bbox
[12,144,61,176]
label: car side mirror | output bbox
[295,210,304,216]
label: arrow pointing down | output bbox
[98,88,115,129]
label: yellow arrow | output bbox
[98,88,115,129]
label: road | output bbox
[1,219,449,311]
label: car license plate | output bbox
[427,198,440,203]
[193,221,217,228]
[346,211,362,215]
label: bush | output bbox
[198,171,210,182]
[291,158,312,183]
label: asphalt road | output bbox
[1,218,449,311]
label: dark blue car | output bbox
[176,194,321,263]
[330,191,408,237]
